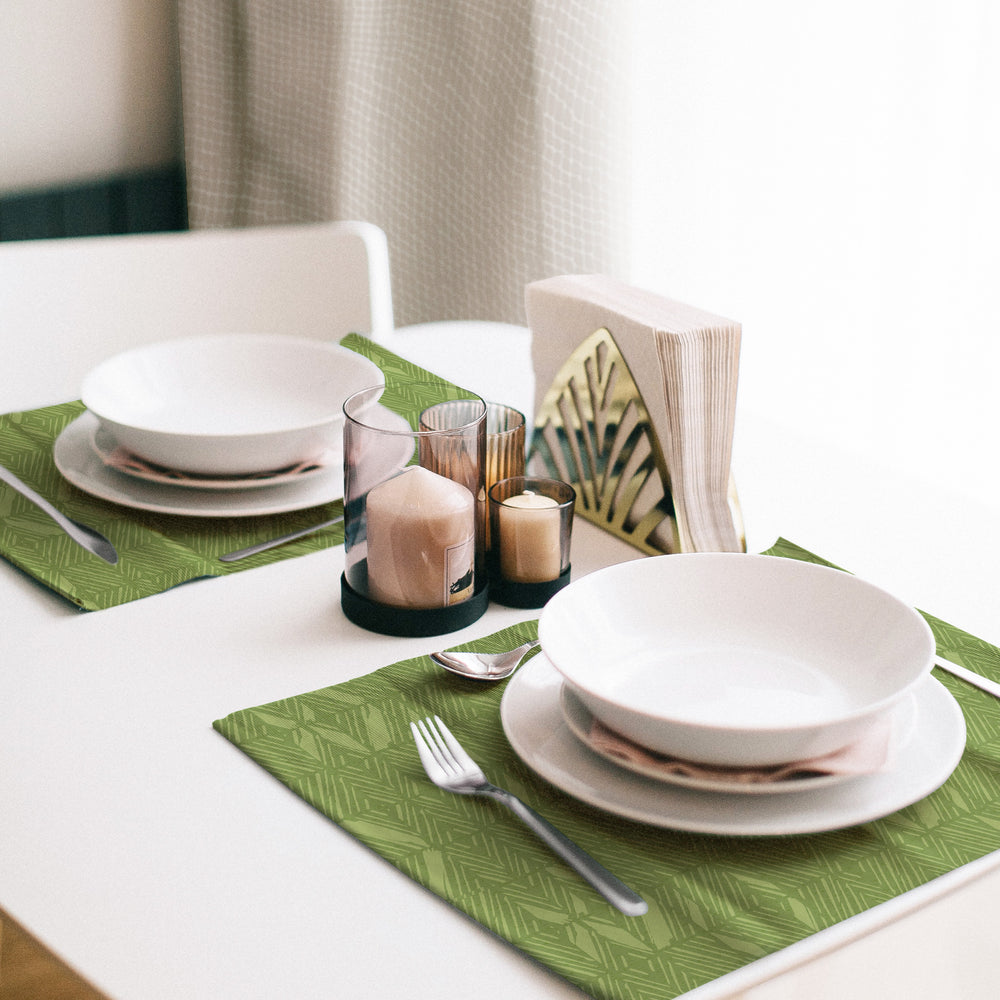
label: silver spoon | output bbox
[431,638,540,680]
[0,463,118,564]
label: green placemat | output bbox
[214,539,1000,1000]
[0,335,462,610]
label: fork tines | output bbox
[411,715,467,772]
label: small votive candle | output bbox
[498,491,561,582]
[489,476,575,608]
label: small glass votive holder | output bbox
[340,382,489,636]
[488,476,575,609]
[419,398,526,553]
[484,402,526,548]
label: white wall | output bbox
[0,0,181,193]
[5,1,996,514]
[629,0,1000,512]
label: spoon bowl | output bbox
[431,639,540,680]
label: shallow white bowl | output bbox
[81,334,383,475]
[538,553,935,768]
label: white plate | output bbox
[500,653,966,836]
[54,412,343,517]
[90,420,336,491]
[558,684,912,796]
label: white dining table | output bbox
[2,337,1000,1000]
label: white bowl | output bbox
[538,553,935,768]
[81,334,383,475]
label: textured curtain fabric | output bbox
[177,1,630,327]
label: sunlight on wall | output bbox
[628,1,1000,509]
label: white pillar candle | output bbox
[366,465,476,608]
[498,490,562,583]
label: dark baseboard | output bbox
[0,163,188,242]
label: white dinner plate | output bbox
[557,684,905,795]
[500,653,966,836]
[90,419,337,491]
[54,411,343,517]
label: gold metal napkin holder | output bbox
[525,276,745,555]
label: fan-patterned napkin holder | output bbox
[526,275,745,554]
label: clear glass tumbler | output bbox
[341,382,488,636]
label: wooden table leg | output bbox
[0,908,108,1000]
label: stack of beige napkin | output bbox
[526,274,742,553]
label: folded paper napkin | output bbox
[101,444,335,482]
[215,538,1000,1000]
[0,335,453,610]
[587,710,895,783]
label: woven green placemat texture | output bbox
[0,335,458,610]
[214,538,1000,1000]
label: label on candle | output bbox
[444,537,475,604]
[366,466,476,608]
[498,490,562,583]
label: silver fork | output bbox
[410,715,648,916]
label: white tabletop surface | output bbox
[2,361,1000,999]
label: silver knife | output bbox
[0,463,118,564]
[218,515,344,562]
[935,656,1000,700]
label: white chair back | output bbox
[0,220,393,410]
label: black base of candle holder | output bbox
[488,565,572,609]
[340,571,490,637]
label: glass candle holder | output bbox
[484,402,526,549]
[488,476,575,609]
[341,382,488,636]
[485,402,526,489]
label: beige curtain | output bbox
[176,0,630,328]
